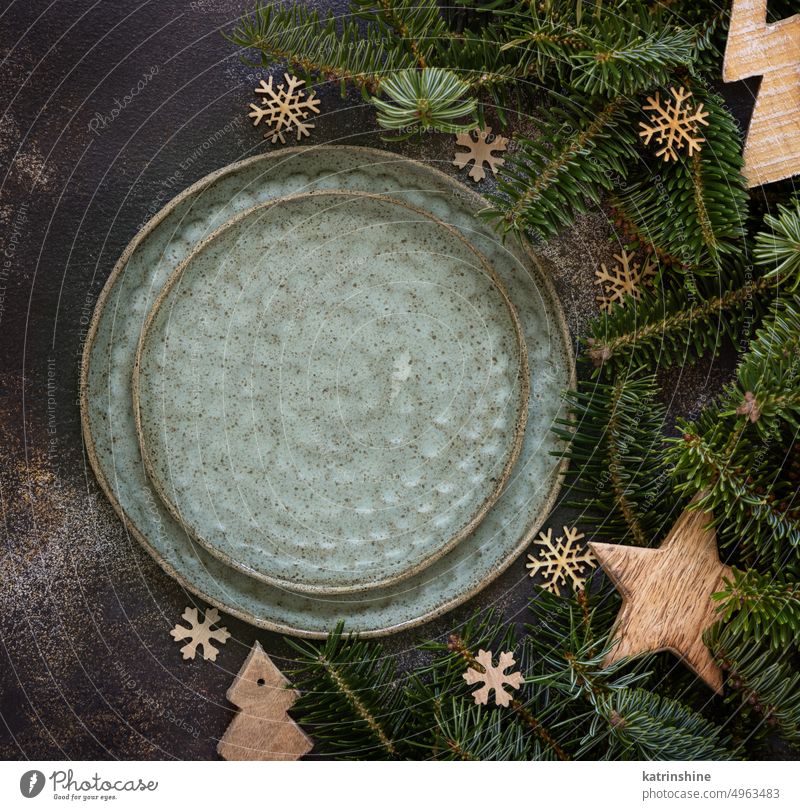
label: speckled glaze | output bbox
[80,146,574,637]
[133,191,529,593]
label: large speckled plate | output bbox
[81,146,574,637]
[133,191,529,594]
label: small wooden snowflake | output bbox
[639,86,709,162]
[170,606,230,661]
[463,649,523,707]
[526,525,596,594]
[736,390,761,422]
[595,250,656,312]
[453,127,508,182]
[248,73,321,144]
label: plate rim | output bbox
[79,144,576,638]
[130,188,531,595]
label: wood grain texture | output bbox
[217,641,313,761]
[589,504,732,694]
[724,0,800,186]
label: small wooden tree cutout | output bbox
[589,499,732,693]
[218,641,313,761]
[170,606,230,661]
[724,0,800,186]
[453,127,509,182]
[463,649,523,707]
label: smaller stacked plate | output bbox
[81,147,574,637]
[133,191,529,594]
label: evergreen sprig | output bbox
[667,296,800,569]
[496,10,696,97]
[482,94,638,239]
[706,621,800,748]
[563,25,695,98]
[585,260,775,371]
[589,688,734,760]
[227,4,420,93]
[669,414,800,569]
[284,588,736,760]
[351,0,448,68]
[552,373,679,545]
[713,568,800,652]
[287,625,412,759]
[371,68,477,135]
[616,87,748,270]
[754,198,800,292]
[722,295,800,437]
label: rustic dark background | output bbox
[0,0,753,759]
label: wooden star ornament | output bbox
[589,499,732,693]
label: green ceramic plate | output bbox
[133,191,529,594]
[81,146,574,637]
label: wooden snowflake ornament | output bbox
[218,642,313,761]
[248,73,320,144]
[526,525,596,594]
[453,127,508,182]
[595,250,656,312]
[463,649,523,707]
[589,499,733,693]
[170,606,230,661]
[724,0,800,186]
[639,86,709,162]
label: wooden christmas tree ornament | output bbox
[589,501,732,693]
[724,0,800,186]
[217,641,313,761]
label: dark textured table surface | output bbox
[0,1,743,759]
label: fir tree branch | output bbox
[617,87,747,269]
[713,568,800,651]
[707,622,800,747]
[553,374,678,542]
[589,689,735,760]
[568,27,695,96]
[371,68,477,135]
[721,294,800,437]
[669,426,800,561]
[606,377,649,546]
[372,0,430,67]
[430,701,528,760]
[318,652,398,756]
[586,271,775,370]
[484,94,637,238]
[227,4,420,92]
[445,630,569,759]
[287,626,408,759]
[668,294,800,566]
[754,197,800,291]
